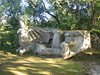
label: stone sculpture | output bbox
[16,16,91,59]
[62,30,91,59]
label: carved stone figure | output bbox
[16,19,91,59]
[62,30,91,59]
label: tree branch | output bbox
[41,0,61,25]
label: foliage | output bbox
[0,22,19,51]
[0,0,20,51]
[27,0,100,30]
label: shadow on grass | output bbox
[0,61,84,75]
[71,52,100,63]
[0,51,84,75]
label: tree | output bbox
[0,0,20,50]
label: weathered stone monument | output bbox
[16,16,91,59]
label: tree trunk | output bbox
[91,0,95,27]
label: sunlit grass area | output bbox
[0,51,85,75]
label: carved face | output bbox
[65,31,84,51]
[65,31,83,43]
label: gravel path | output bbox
[90,63,100,75]
[85,62,100,75]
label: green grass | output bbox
[0,51,85,75]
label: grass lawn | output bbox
[0,51,85,75]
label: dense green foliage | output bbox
[0,0,100,50]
